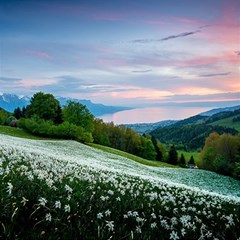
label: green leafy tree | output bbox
[27,92,62,124]
[13,107,22,119]
[168,145,178,165]
[63,101,94,133]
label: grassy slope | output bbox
[209,114,240,132]
[0,125,176,168]
[90,143,178,168]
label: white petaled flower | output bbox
[106,221,114,232]
[181,228,186,236]
[105,209,111,216]
[65,184,73,194]
[6,182,13,195]
[170,231,179,240]
[136,226,142,233]
[151,222,157,229]
[151,213,156,219]
[21,197,29,206]
[97,212,103,219]
[39,197,47,207]
[45,213,52,222]
[64,204,71,213]
[54,200,61,209]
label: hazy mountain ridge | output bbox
[0,93,130,117]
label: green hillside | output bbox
[209,113,240,131]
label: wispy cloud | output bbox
[235,51,240,56]
[0,76,22,82]
[131,30,201,43]
[199,72,231,77]
[161,30,200,41]
[27,50,54,60]
[132,69,152,73]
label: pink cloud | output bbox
[27,50,54,61]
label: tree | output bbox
[179,153,186,166]
[63,101,94,133]
[188,155,195,165]
[13,107,22,119]
[27,92,62,124]
[168,145,178,165]
[151,136,163,161]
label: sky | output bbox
[0,0,240,107]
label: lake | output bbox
[100,106,213,124]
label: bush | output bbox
[18,118,93,143]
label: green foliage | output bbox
[93,119,158,160]
[63,101,94,133]
[151,136,163,161]
[18,117,93,143]
[151,124,238,150]
[27,92,63,124]
[200,133,240,178]
[0,108,10,125]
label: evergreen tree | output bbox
[168,145,178,165]
[151,136,163,161]
[179,153,186,166]
[188,155,195,165]
[13,107,22,119]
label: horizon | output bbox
[1,0,240,108]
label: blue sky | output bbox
[1,0,240,107]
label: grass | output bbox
[209,114,240,132]
[89,143,178,168]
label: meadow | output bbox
[0,133,240,239]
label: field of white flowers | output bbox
[0,133,240,239]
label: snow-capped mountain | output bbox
[0,93,130,117]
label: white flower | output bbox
[181,228,186,236]
[65,184,73,193]
[170,231,179,240]
[21,197,29,206]
[105,209,111,216]
[97,212,103,219]
[106,220,114,232]
[64,204,71,212]
[45,213,52,222]
[54,200,61,209]
[6,182,13,195]
[136,226,142,233]
[39,197,47,207]
[151,222,157,229]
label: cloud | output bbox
[0,76,22,82]
[132,69,152,73]
[26,50,54,61]
[199,72,231,77]
[235,51,240,56]
[161,30,201,41]
[131,30,201,43]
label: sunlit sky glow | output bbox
[1,0,240,107]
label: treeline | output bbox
[151,124,238,150]
[200,133,240,179]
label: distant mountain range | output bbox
[0,93,131,117]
